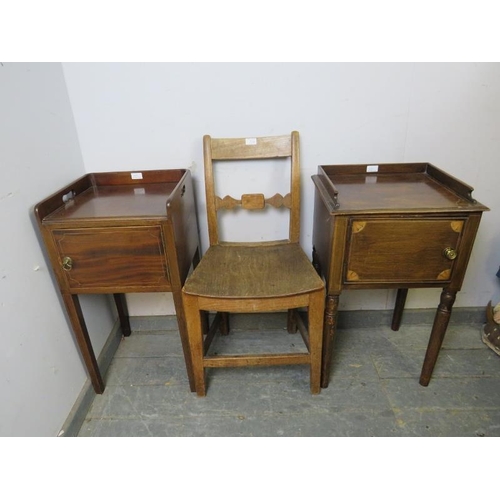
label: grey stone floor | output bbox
[77,313,500,437]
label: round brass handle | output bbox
[443,247,457,261]
[62,256,73,271]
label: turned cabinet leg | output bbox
[321,294,340,388]
[391,288,408,331]
[113,293,131,337]
[419,288,457,386]
[62,293,104,394]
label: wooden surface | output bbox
[52,226,169,290]
[184,243,324,298]
[210,134,292,160]
[35,169,200,393]
[44,183,178,220]
[183,132,325,396]
[318,163,483,213]
[312,163,489,389]
[345,218,463,283]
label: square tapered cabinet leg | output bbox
[62,293,104,393]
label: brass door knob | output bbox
[62,256,73,271]
[443,247,457,260]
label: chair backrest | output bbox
[203,131,301,246]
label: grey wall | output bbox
[0,63,115,436]
[63,62,500,313]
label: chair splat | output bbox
[216,192,292,211]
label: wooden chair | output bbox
[182,131,325,396]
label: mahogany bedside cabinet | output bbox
[311,163,489,388]
[35,169,200,393]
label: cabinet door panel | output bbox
[345,218,463,284]
[53,226,169,289]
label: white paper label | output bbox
[131,172,143,180]
[134,188,146,195]
[366,165,379,173]
[245,138,257,145]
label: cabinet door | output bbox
[345,218,464,284]
[52,226,170,291]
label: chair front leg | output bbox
[182,292,207,396]
[308,289,325,394]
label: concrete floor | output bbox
[77,313,500,436]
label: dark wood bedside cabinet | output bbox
[35,169,200,393]
[312,163,489,388]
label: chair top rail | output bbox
[209,134,292,160]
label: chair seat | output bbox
[183,242,324,299]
